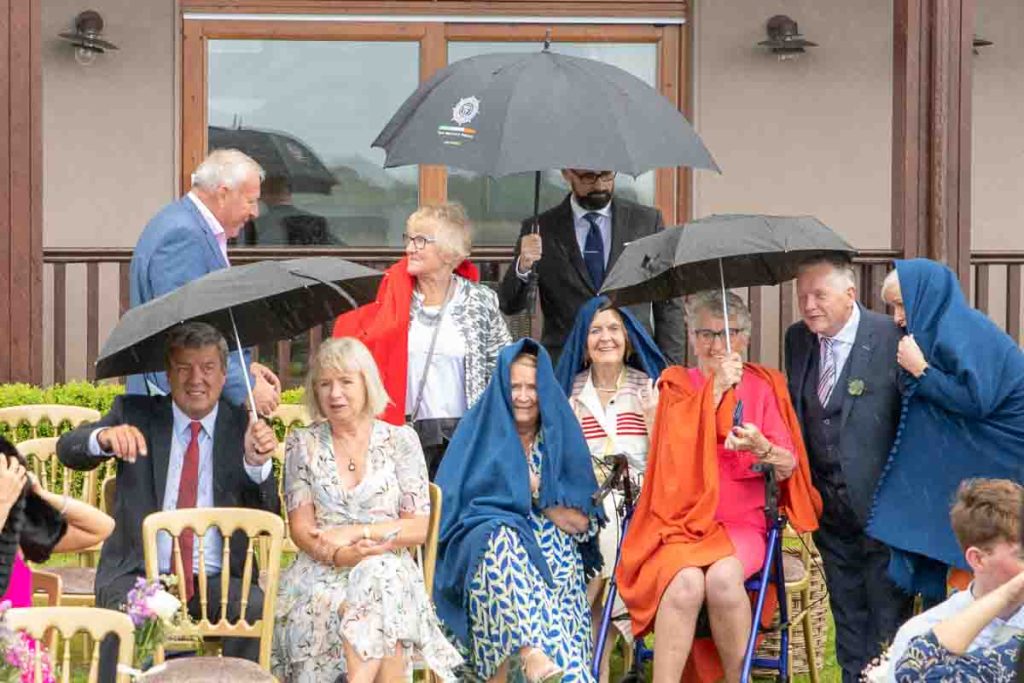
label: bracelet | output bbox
[59,495,69,515]
[362,525,371,541]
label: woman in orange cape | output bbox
[331,203,511,478]
[616,290,821,683]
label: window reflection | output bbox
[207,40,420,247]
[446,41,659,245]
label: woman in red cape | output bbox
[616,291,822,683]
[331,203,511,478]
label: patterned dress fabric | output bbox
[271,421,462,682]
[894,630,1022,682]
[462,441,597,682]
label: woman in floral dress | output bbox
[271,337,461,683]
[434,339,605,682]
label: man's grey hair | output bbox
[164,322,229,371]
[796,254,857,291]
[191,149,265,191]
[684,290,752,331]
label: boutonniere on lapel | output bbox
[847,378,866,396]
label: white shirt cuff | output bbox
[87,429,114,457]
[244,459,273,484]
[514,257,532,281]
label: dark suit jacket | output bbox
[56,395,280,595]
[784,305,902,526]
[498,195,686,364]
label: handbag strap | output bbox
[409,277,456,423]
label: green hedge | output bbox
[0,381,306,443]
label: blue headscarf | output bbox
[867,259,1024,599]
[433,339,604,644]
[554,296,668,396]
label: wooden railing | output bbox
[41,247,1024,387]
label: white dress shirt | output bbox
[406,288,469,420]
[887,584,1024,682]
[818,303,861,380]
[515,195,613,279]
[187,191,229,265]
[88,401,271,575]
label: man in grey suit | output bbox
[127,149,280,413]
[498,169,686,364]
[785,255,914,683]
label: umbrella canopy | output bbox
[600,214,855,306]
[208,125,337,194]
[372,48,719,178]
[95,257,381,379]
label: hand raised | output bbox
[519,234,543,270]
[897,335,928,377]
[0,457,26,512]
[97,425,148,463]
[243,412,277,467]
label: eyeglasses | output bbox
[402,233,437,251]
[694,328,747,344]
[570,170,616,184]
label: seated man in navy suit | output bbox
[58,322,281,682]
[126,149,281,415]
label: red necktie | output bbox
[177,421,201,602]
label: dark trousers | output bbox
[814,525,914,683]
[96,572,265,683]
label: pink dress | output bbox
[2,553,32,607]
[686,368,796,578]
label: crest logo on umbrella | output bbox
[451,96,480,125]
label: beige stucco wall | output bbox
[42,0,178,382]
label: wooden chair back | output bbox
[101,477,116,517]
[269,404,310,437]
[271,442,297,554]
[15,437,111,510]
[5,606,135,683]
[0,405,101,439]
[422,483,442,592]
[141,507,284,669]
[31,568,63,607]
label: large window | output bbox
[446,41,659,245]
[207,39,420,247]
[184,19,688,248]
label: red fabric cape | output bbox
[330,257,479,425]
[616,363,822,681]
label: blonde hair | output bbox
[304,337,391,420]
[191,149,264,191]
[511,352,538,369]
[407,202,473,263]
[684,289,752,331]
[881,269,901,301]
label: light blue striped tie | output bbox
[817,336,836,405]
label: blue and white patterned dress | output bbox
[463,440,597,682]
[894,630,1023,682]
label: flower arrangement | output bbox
[123,576,186,668]
[0,600,55,683]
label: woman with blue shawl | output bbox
[434,339,605,683]
[554,297,666,682]
[869,258,1024,601]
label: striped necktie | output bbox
[817,336,836,406]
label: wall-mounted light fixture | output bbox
[972,35,993,55]
[58,10,118,66]
[758,15,818,61]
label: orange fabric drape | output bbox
[331,257,479,425]
[616,363,822,681]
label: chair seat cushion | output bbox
[48,566,96,595]
[139,656,275,682]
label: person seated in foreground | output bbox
[883,478,1024,681]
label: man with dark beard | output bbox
[498,169,685,363]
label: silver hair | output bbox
[796,255,857,291]
[406,202,473,263]
[684,290,752,331]
[881,268,900,300]
[191,149,265,191]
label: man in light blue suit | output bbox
[127,149,281,414]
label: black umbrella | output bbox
[208,126,337,194]
[600,214,855,352]
[95,257,382,411]
[372,44,718,229]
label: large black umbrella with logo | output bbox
[372,43,718,229]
